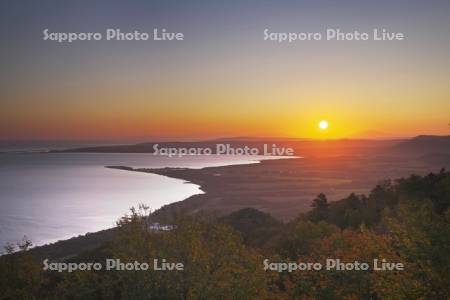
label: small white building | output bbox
[148,222,174,231]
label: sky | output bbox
[1,0,449,140]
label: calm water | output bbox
[0,152,269,249]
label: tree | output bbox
[312,193,328,209]
[309,193,329,222]
[0,237,47,299]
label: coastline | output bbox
[106,156,326,221]
[14,156,294,260]
[21,148,446,260]
[108,151,442,222]
[1,154,288,254]
[106,156,300,220]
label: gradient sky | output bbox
[1,0,449,140]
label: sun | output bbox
[318,120,329,130]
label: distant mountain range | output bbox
[391,135,450,156]
[51,135,450,158]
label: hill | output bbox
[392,135,450,156]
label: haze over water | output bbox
[0,151,268,249]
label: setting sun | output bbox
[319,120,329,130]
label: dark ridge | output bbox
[392,135,450,156]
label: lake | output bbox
[0,152,269,249]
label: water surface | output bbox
[0,152,269,248]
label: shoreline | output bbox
[107,151,444,222]
[106,156,300,219]
[21,149,447,260]
[1,155,291,254]
[107,155,300,192]
[107,156,309,222]
[7,156,296,259]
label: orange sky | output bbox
[1,1,449,140]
